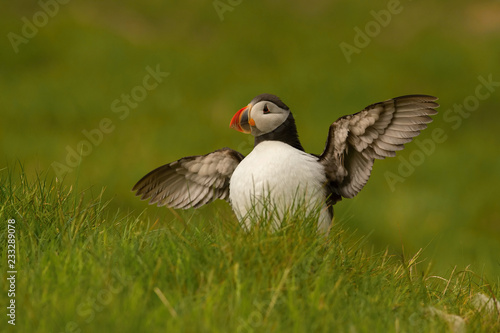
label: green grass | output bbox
[2,2,500,330]
[3,1,500,280]
[1,167,499,332]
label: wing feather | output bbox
[319,95,439,199]
[133,147,244,209]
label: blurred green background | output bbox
[2,1,499,278]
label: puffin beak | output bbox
[230,104,255,134]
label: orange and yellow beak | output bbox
[230,104,255,134]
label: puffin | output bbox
[133,94,438,232]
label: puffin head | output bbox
[230,94,291,137]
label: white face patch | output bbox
[249,101,290,136]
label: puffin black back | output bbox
[134,93,439,234]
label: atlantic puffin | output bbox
[133,94,438,232]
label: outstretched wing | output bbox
[133,147,244,209]
[319,95,439,200]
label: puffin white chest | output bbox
[229,141,330,231]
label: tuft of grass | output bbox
[1,167,499,332]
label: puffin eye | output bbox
[263,104,270,114]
